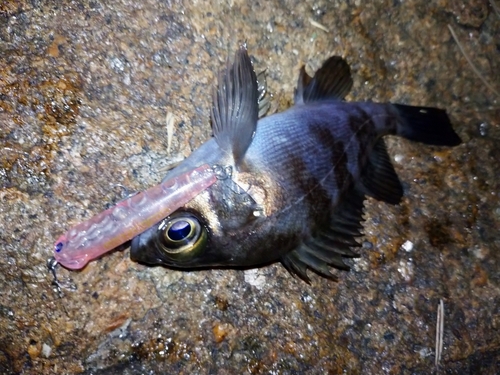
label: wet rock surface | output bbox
[1,0,499,374]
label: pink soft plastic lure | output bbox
[54,164,217,269]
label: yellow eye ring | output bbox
[157,212,207,260]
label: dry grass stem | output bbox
[448,24,500,99]
[435,299,444,367]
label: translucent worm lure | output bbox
[53,164,217,270]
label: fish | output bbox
[129,45,462,282]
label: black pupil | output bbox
[168,220,191,241]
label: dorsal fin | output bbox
[294,56,353,104]
[211,46,259,166]
[360,139,403,205]
[281,187,365,282]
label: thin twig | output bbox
[166,111,175,155]
[448,24,500,99]
[309,18,329,33]
[490,0,500,19]
[435,299,444,367]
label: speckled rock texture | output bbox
[1,1,499,374]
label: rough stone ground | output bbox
[1,0,499,374]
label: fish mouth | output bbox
[130,231,164,265]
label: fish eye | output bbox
[157,212,207,260]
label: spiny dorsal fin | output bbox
[294,56,353,104]
[211,46,259,166]
[360,139,403,205]
[281,187,365,282]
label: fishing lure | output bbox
[53,163,217,269]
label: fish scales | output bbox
[246,102,394,210]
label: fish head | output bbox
[129,157,284,268]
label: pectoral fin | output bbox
[281,188,365,282]
[211,46,259,165]
[359,139,404,205]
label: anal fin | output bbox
[360,139,403,205]
[281,188,365,282]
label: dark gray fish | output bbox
[130,46,461,282]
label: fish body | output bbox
[130,47,461,281]
[126,48,460,280]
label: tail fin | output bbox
[393,104,461,146]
